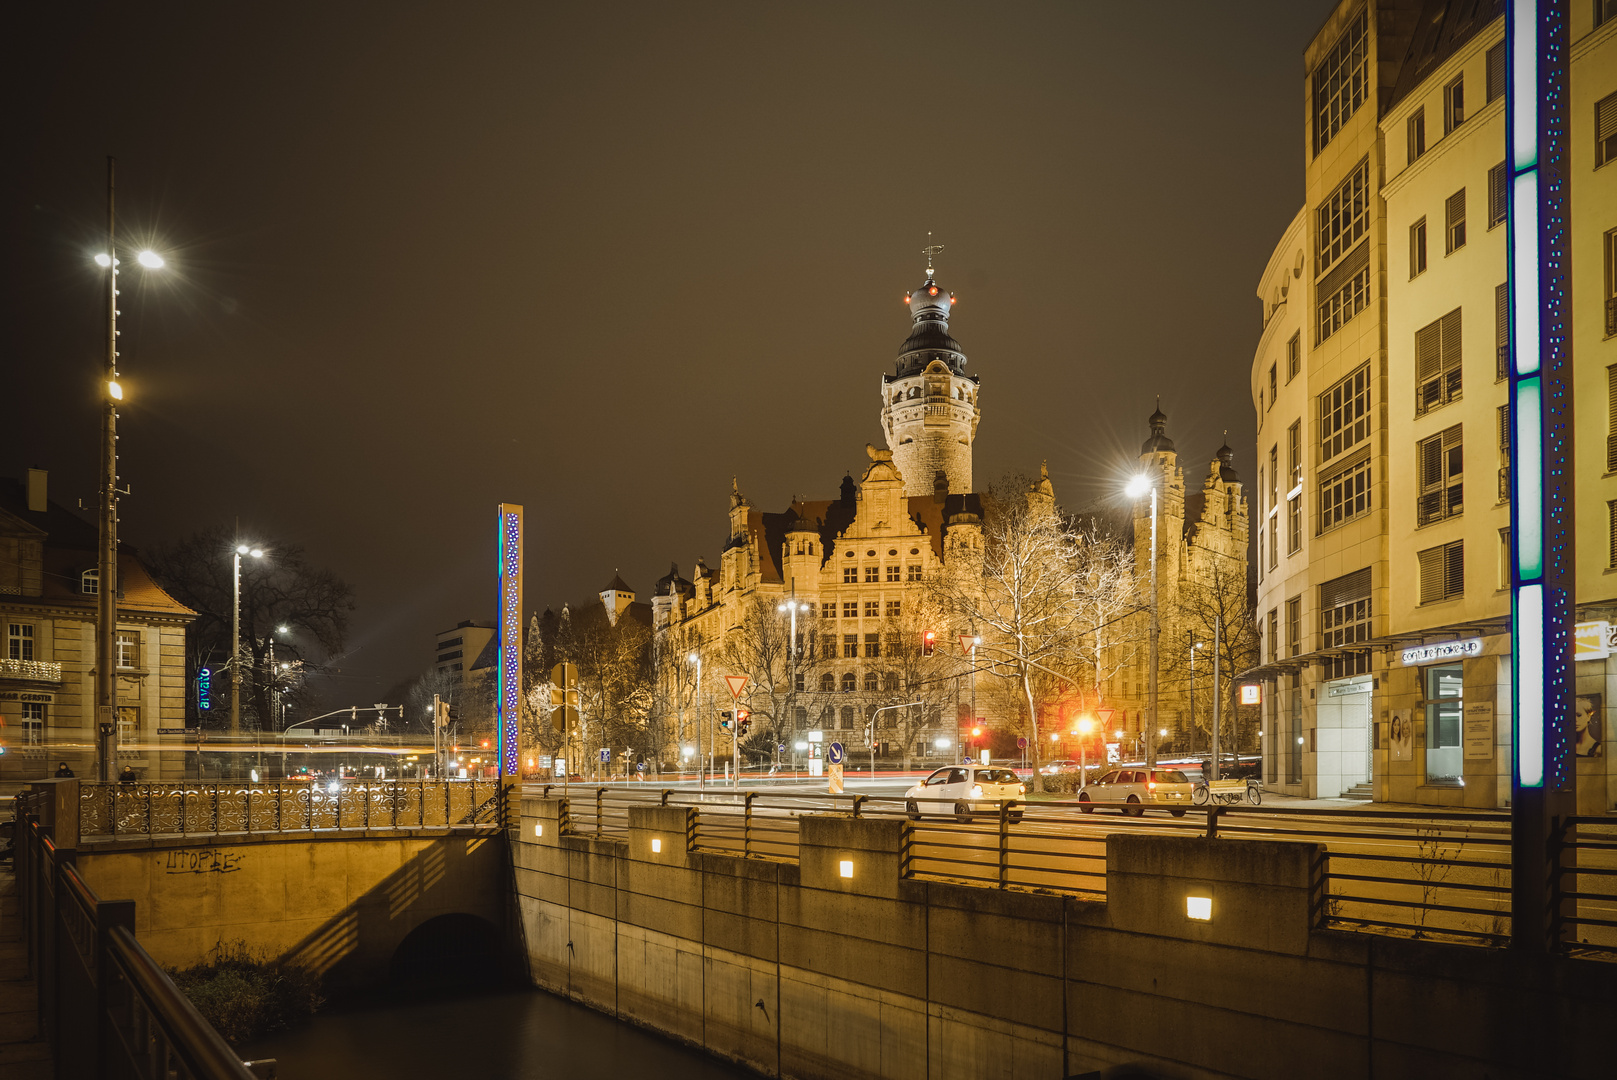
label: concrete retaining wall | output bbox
[517,796,1611,1079]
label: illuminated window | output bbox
[1445,189,1467,254]
[1416,425,1464,526]
[21,702,43,745]
[1597,91,1617,169]
[1407,107,1426,165]
[115,632,139,669]
[1312,9,1366,155]
[1317,161,1369,273]
[1443,75,1464,135]
[843,567,857,584]
[1287,420,1302,554]
[1424,664,1464,783]
[7,623,34,662]
[1499,527,1513,589]
[1409,217,1427,278]
[1417,541,1465,605]
[1416,309,1463,415]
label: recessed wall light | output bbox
[1186,895,1212,921]
[839,860,854,879]
[652,838,662,853]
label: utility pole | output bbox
[1211,618,1222,781]
[95,156,119,782]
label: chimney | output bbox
[26,468,46,513]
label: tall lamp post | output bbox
[230,544,264,737]
[92,156,165,781]
[778,598,809,769]
[688,651,704,789]
[1125,473,1160,769]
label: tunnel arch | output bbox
[388,912,504,988]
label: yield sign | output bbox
[960,635,979,656]
[724,674,749,699]
[1097,708,1115,724]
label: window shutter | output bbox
[1416,320,1443,380]
[1488,163,1507,226]
[1486,43,1504,103]
[1440,308,1463,373]
[1418,548,1444,604]
[1498,404,1510,451]
[1447,190,1466,231]
[1320,567,1371,609]
[1444,541,1465,599]
[1600,93,1617,145]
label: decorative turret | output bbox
[880,246,981,497]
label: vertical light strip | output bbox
[1510,0,1538,170]
[1514,377,1543,580]
[1510,179,1540,376]
[497,504,524,778]
[1516,584,1545,788]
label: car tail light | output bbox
[1148,781,1157,790]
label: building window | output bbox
[21,703,44,745]
[1267,609,1279,665]
[821,672,835,693]
[1286,597,1301,657]
[1317,161,1369,273]
[863,600,878,619]
[1445,189,1467,254]
[1286,420,1302,555]
[885,600,901,618]
[1319,451,1371,533]
[906,564,922,582]
[841,672,856,693]
[1598,91,1617,169]
[795,706,808,729]
[1416,425,1464,526]
[1287,332,1301,382]
[885,565,900,582]
[1268,365,1277,408]
[883,671,899,693]
[1288,680,1303,782]
[1605,229,1617,337]
[842,601,857,619]
[1609,365,1617,471]
[839,704,855,728]
[1497,404,1511,503]
[7,623,34,662]
[1496,282,1511,379]
[116,632,139,669]
[1486,41,1505,103]
[1407,107,1426,166]
[1415,308,1463,416]
[1600,0,1617,29]
[80,568,99,595]
[1424,663,1464,784]
[1487,162,1506,229]
[1417,541,1465,605]
[864,566,879,583]
[1443,75,1464,135]
[1409,217,1427,278]
[821,602,835,619]
[843,634,858,659]
[1313,9,1367,155]
[864,670,878,693]
[1319,568,1371,680]
[1320,362,1371,464]
[436,651,461,663]
[864,632,880,658]
[1499,527,1513,589]
[843,567,857,584]
[1316,241,1369,343]
[117,705,138,743]
[793,671,806,694]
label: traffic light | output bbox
[922,630,936,656]
[737,709,751,736]
[719,711,733,730]
[971,726,983,739]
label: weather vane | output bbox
[922,231,944,278]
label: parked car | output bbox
[1077,768,1194,817]
[904,766,1026,822]
[1040,758,1080,776]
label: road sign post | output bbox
[724,674,748,789]
[827,741,844,794]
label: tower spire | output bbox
[922,231,944,279]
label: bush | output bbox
[1041,774,1081,795]
[169,942,323,1045]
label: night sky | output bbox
[3,1,1335,705]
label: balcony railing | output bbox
[0,658,61,682]
[1606,296,1617,337]
[1496,343,1509,380]
[1499,466,1510,503]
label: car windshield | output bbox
[1152,770,1190,784]
[974,769,1020,784]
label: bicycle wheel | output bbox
[1191,783,1209,806]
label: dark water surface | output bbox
[242,987,760,1080]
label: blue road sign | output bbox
[827,742,844,765]
[599,748,611,763]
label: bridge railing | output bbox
[15,806,259,1079]
[76,779,506,842]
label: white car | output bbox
[904,766,1026,822]
[1077,767,1194,817]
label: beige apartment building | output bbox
[1251,0,1617,812]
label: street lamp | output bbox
[1188,636,1201,756]
[92,157,167,781]
[688,652,704,788]
[230,544,264,737]
[777,598,810,769]
[1126,472,1160,769]
[1076,716,1096,788]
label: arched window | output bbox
[907,387,920,399]
[864,670,878,692]
[80,568,99,595]
[807,543,814,555]
[883,671,899,692]
[821,672,835,693]
[841,671,856,693]
[794,707,808,729]
[839,706,855,730]
[820,705,835,728]
[891,391,902,403]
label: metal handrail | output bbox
[106,925,257,1079]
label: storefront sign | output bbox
[1464,702,1495,760]
[1239,684,1261,705]
[1326,677,1372,698]
[1400,638,1483,665]
[1574,621,1617,660]
[0,691,55,704]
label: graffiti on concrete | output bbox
[162,849,243,875]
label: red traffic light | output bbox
[922,630,936,656]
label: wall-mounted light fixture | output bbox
[839,860,854,879]
[534,823,544,837]
[1186,895,1212,921]
[652,838,663,854]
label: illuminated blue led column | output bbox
[497,503,524,779]
[1507,0,1575,951]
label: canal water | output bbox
[242,987,760,1079]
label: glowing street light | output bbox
[1125,470,1161,768]
[230,543,265,736]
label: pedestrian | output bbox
[118,765,138,784]
[53,762,74,779]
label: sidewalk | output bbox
[0,864,49,1080]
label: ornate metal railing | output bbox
[77,779,505,841]
[0,658,62,682]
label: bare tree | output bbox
[1164,551,1260,757]
[552,604,654,778]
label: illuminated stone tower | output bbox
[879,253,980,498]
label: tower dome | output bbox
[896,278,966,377]
[1141,401,1175,455]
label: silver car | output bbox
[904,766,1026,822]
[1077,768,1194,817]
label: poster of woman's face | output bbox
[1390,709,1413,762]
[1575,694,1604,757]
